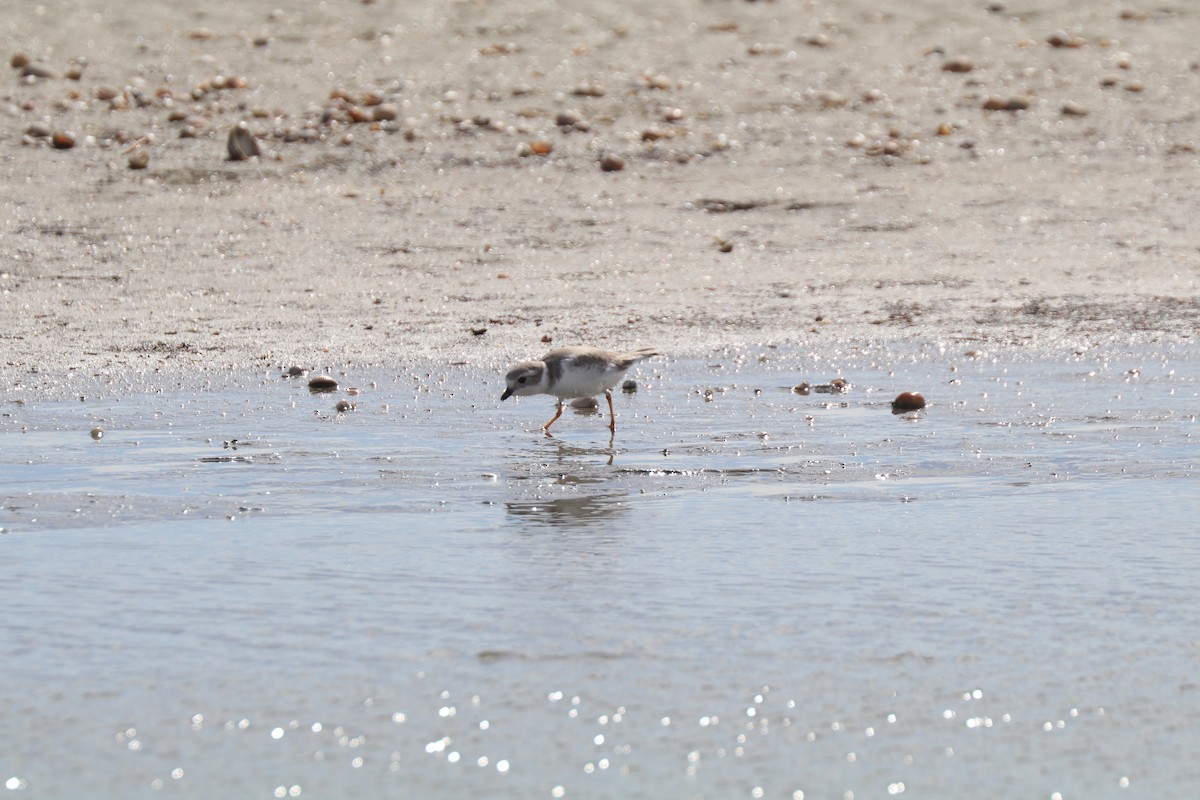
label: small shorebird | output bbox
[500,346,659,432]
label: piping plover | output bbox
[501,346,659,432]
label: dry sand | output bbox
[2,0,1198,397]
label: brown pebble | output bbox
[891,391,927,411]
[571,82,606,97]
[90,426,104,440]
[570,397,598,409]
[941,57,973,73]
[716,238,734,253]
[622,379,638,393]
[51,130,76,149]
[308,375,339,392]
[10,51,31,69]
[335,399,354,412]
[528,140,553,155]
[1123,80,1144,93]
[127,150,150,170]
[25,122,51,138]
[555,109,588,130]
[1061,101,1089,117]
[937,122,953,136]
[982,96,1030,111]
[540,334,552,343]
[21,62,58,79]
[792,382,811,396]
[95,85,121,101]
[286,366,307,377]
[1046,31,1086,48]
[470,327,487,336]
[599,153,625,172]
[372,103,398,121]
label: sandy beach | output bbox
[3,0,1198,397]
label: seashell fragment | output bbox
[227,121,260,160]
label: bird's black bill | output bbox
[500,388,513,401]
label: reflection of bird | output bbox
[500,346,659,433]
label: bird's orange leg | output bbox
[543,401,564,433]
[605,390,616,432]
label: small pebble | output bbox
[570,397,598,409]
[1047,31,1086,48]
[335,399,354,412]
[90,427,104,440]
[527,140,553,155]
[540,334,552,343]
[622,379,638,393]
[891,391,927,411]
[555,109,589,131]
[308,375,339,392]
[51,130,76,149]
[941,57,973,73]
[599,153,625,172]
[95,85,121,101]
[25,122,51,138]
[982,96,1030,111]
[286,366,307,376]
[21,62,58,79]
[1061,101,1089,117]
[128,150,150,169]
[792,382,811,395]
[10,51,31,69]
[372,103,398,121]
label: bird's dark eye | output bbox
[518,376,527,384]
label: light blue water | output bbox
[1,347,1197,798]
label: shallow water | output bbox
[2,346,1198,798]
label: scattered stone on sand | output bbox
[372,103,398,122]
[24,122,51,139]
[10,51,31,69]
[599,153,625,172]
[128,150,150,170]
[308,375,339,392]
[1047,31,1087,48]
[715,237,733,252]
[1061,101,1090,117]
[891,391,927,411]
[622,379,638,393]
[227,122,260,160]
[20,62,58,79]
[285,366,308,377]
[792,382,811,395]
[941,57,974,73]
[570,397,598,409]
[335,399,354,412]
[470,327,487,336]
[555,109,589,131]
[983,96,1031,111]
[51,130,76,149]
[540,334,552,343]
[90,426,104,440]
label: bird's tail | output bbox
[620,347,660,366]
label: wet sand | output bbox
[2,0,1198,397]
